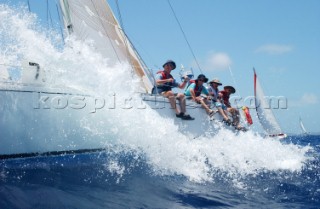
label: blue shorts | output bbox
[152,87,170,95]
[214,102,227,110]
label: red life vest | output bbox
[157,70,173,80]
[220,90,231,107]
[156,70,174,92]
[187,80,203,97]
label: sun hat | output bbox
[224,86,236,94]
[163,60,176,70]
[209,78,222,85]
[196,74,208,83]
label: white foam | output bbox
[0,4,313,183]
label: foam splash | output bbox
[0,4,313,183]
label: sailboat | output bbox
[299,117,308,135]
[0,0,233,159]
[253,69,287,139]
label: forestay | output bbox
[59,0,153,92]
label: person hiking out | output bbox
[207,79,232,125]
[152,60,194,120]
[184,74,216,117]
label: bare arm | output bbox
[190,88,202,103]
[178,76,190,89]
[156,78,174,85]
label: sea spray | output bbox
[0,4,313,184]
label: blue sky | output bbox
[109,0,320,134]
[3,0,320,134]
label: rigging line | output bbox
[228,66,247,125]
[27,0,31,12]
[116,7,155,73]
[45,0,53,29]
[114,0,134,76]
[126,34,152,75]
[48,3,53,29]
[90,0,122,63]
[0,63,20,68]
[167,0,202,74]
[228,66,241,97]
[114,0,124,34]
[46,0,49,27]
[119,25,153,77]
[114,0,154,88]
[114,1,156,77]
[55,0,65,45]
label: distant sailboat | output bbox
[299,117,308,135]
[253,69,287,139]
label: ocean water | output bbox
[1,4,320,209]
[0,135,319,209]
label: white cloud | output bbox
[255,44,293,55]
[203,52,232,72]
[301,93,318,105]
[268,67,287,74]
[291,93,319,107]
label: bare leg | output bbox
[176,93,186,113]
[163,91,180,114]
[217,107,229,121]
[228,108,240,127]
[199,99,212,114]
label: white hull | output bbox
[267,134,287,140]
[0,83,109,158]
[142,94,228,138]
[0,83,233,159]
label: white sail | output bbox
[59,0,153,92]
[254,69,285,137]
[299,117,308,134]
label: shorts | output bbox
[152,87,168,95]
[214,102,227,110]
